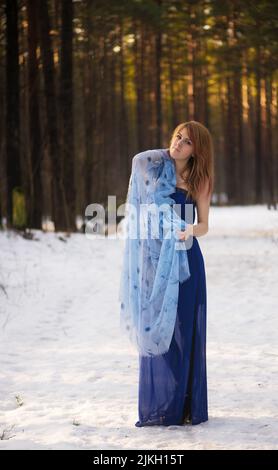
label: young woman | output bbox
[135,120,214,427]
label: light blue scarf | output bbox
[118,148,191,357]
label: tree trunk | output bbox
[38,0,66,232]
[26,0,42,229]
[5,0,21,227]
[60,0,76,231]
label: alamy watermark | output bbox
[84,196,194,250]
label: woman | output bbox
[135,120,214,427]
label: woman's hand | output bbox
[177,224,194,241]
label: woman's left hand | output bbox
[177,224,194,241]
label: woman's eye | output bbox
[175,134,191,145]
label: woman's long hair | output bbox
[169,121,215,201]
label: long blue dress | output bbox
[135,187,208,427]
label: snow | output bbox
[0,204,277,450]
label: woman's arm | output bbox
[178,180,212,240]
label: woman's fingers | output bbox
[177,230,187,240]
[177,225,193,240]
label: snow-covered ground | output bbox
[0,205,277,450]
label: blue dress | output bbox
[135,187,208,427]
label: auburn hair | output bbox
[169,120,215,201]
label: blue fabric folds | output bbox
[119,148,191,357]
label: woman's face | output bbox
[169,127,194,162]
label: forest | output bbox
[0,0,277,231]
